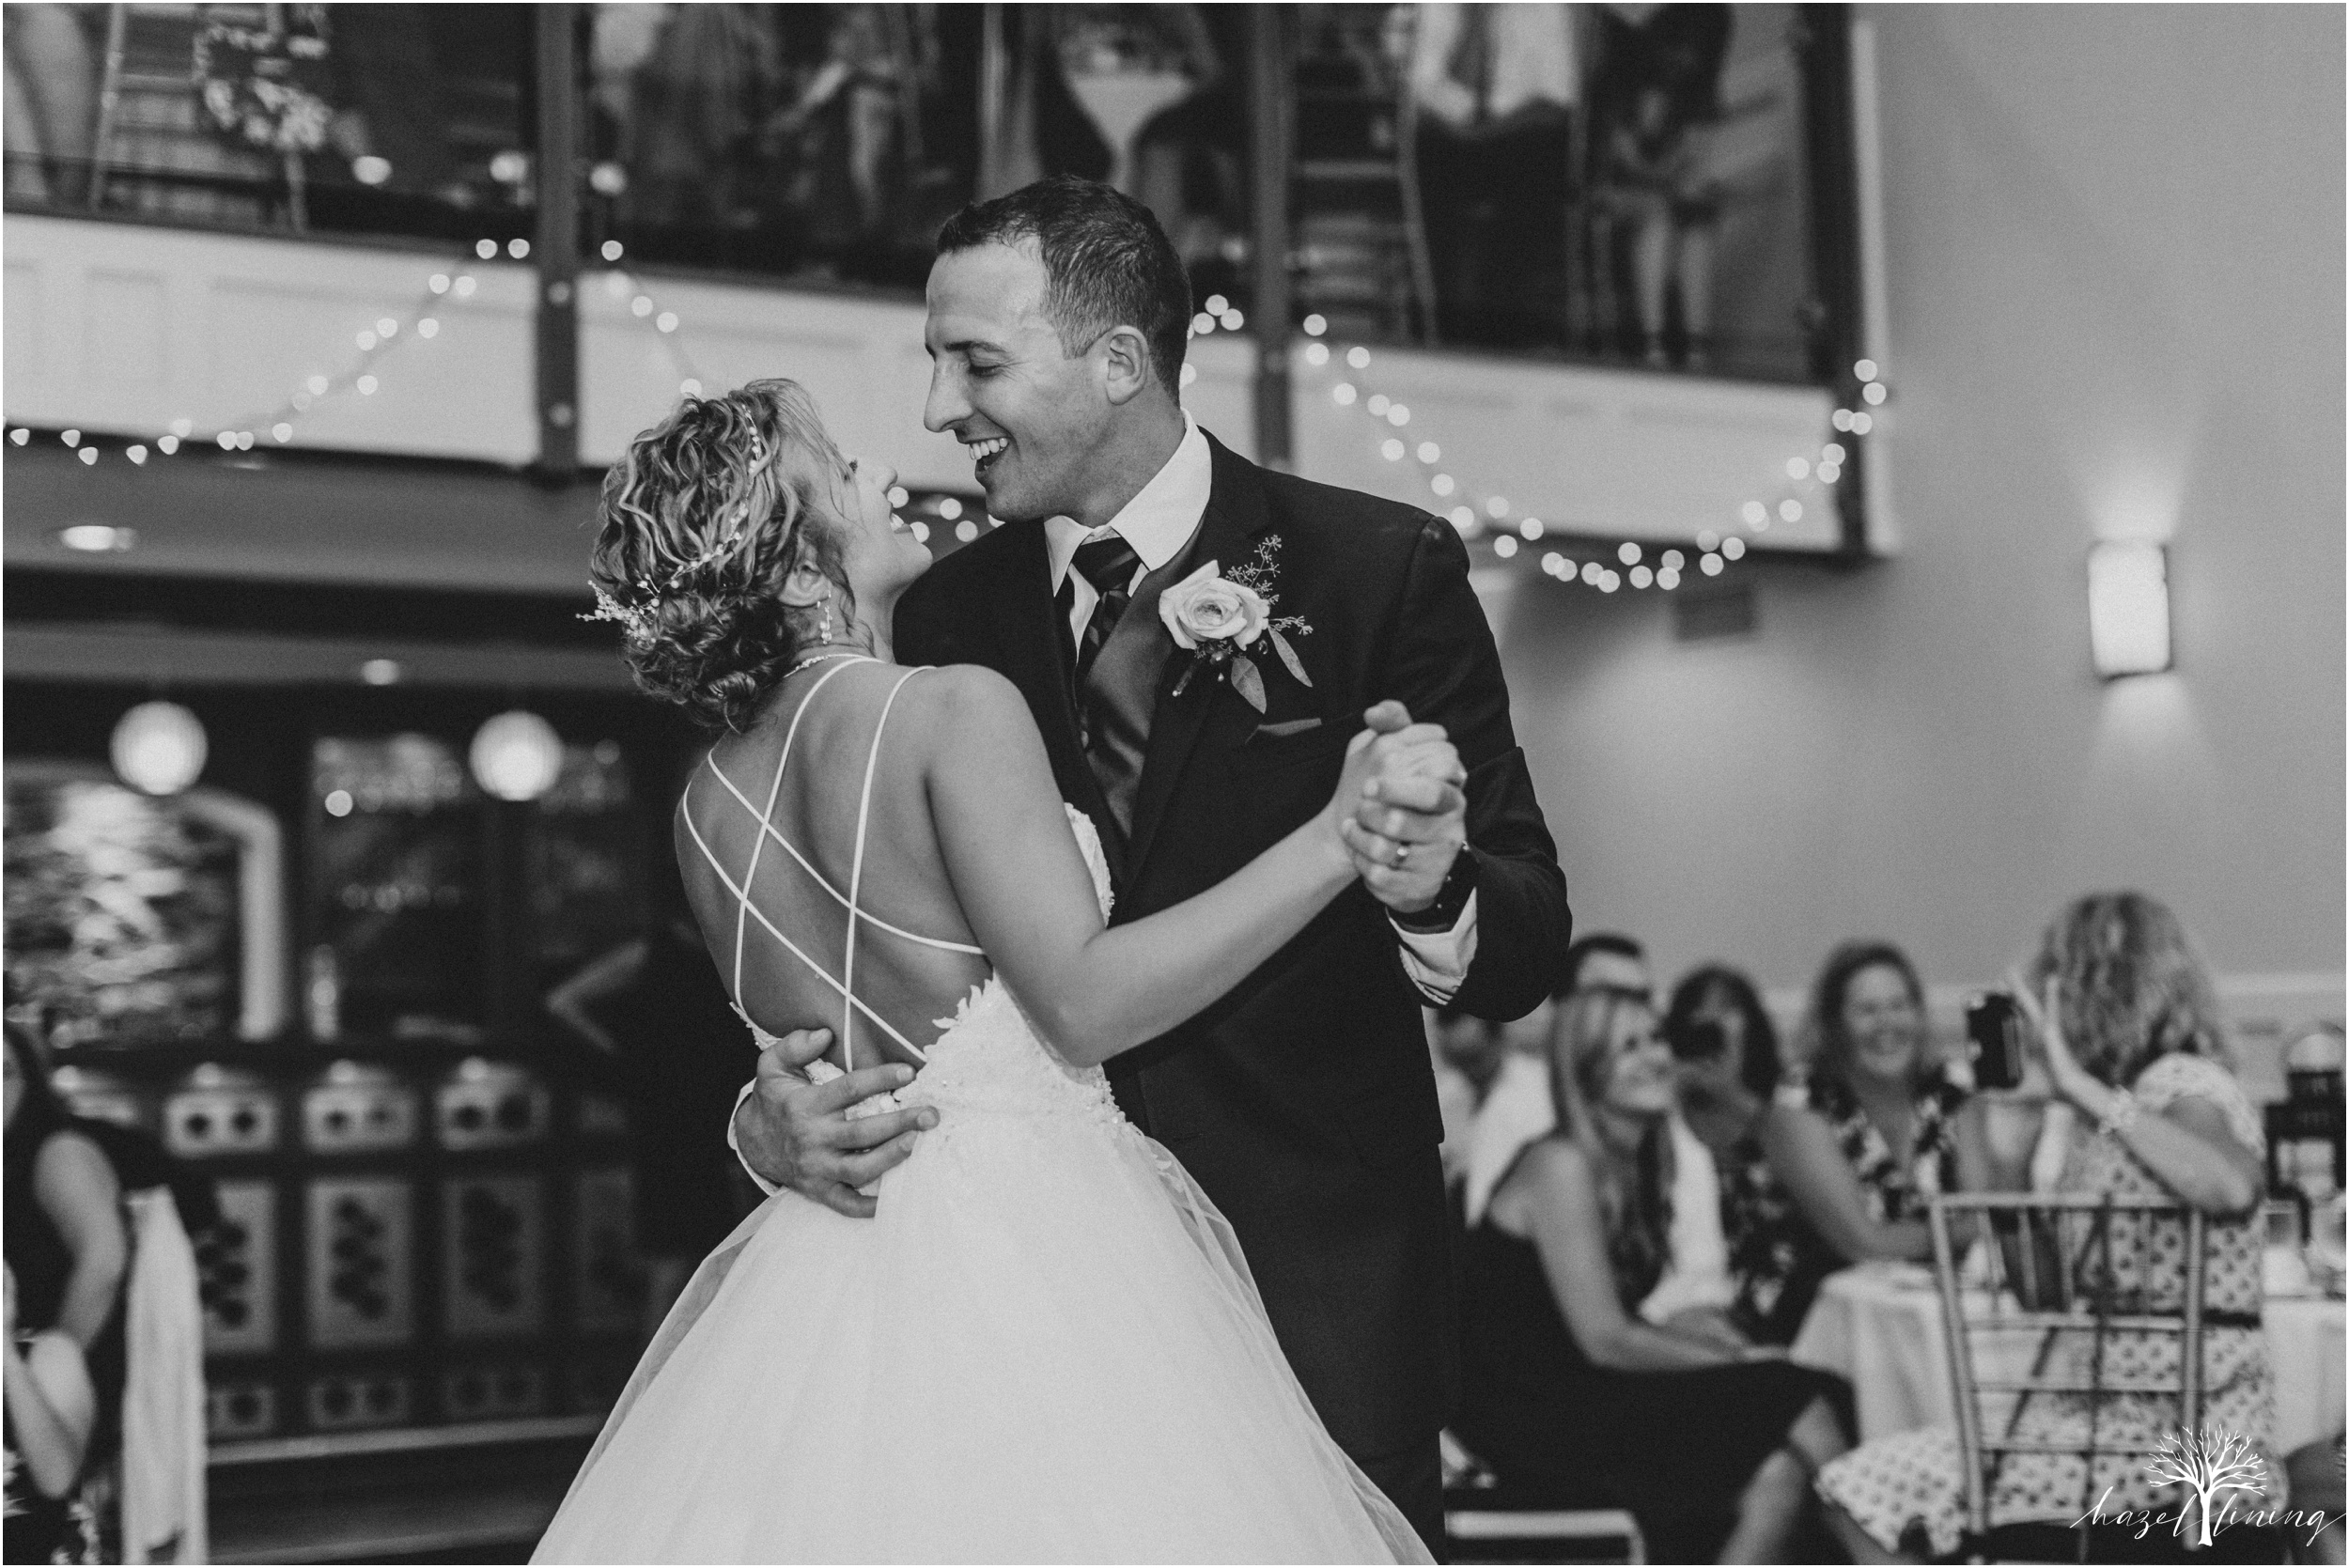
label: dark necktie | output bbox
[1068,533,1143,687]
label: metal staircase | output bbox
[1286,5,1437,345]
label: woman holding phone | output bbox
[1816,893,2277,1560]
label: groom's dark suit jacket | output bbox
[894,432,1569,1461]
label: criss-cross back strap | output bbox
[678,657,971,1070]
[729,657,863,1008]
[839,665,928,1072]
[677,802,928,1060]
[703,757,983,956]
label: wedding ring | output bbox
[1391,843,1410,869]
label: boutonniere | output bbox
[1159,535,1314,713]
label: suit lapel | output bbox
[984,521,1112,836]
[1124,438,1277,879]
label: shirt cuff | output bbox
[1392,891,1479,1005]
[726,1079,781,1197]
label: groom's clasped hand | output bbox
[1335,699,1471,915]
[740,698,1467,1219]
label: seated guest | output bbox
[1819,893,2278,1560]
[6,1262,98,1563]
[1456,987,1848,1562]
[1735,941,1970,1343]
[4,1026,126,1397]
[1461,932,1651,1225]
[1662,964,1790,1343]
[1468,938,1743,1330]
[1429,1004,1510,1101]
[3,1025,124,1562]
[1429,1007,1502,1187]
[1560,931,1651,1001]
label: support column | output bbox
[533,4,582,477]
[1248,6,1293,472]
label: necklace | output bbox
[781,648,867,682]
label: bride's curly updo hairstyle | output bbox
[589,379,857,731]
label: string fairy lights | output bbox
[15,231,1887,586]
[594,239,708,401]
[13,232,1013,571]
[7,241,501,467]
[7,233,764,470]
[1240,307,1890,594]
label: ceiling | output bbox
[4,440,604,594]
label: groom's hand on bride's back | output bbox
[734,1028,940,1219]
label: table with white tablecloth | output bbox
[1789,1263,2347,1451]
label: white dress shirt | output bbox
[1638,1114,1737,1324]
[1463,1048,1554,1226]
[1409,3,1579,132]
[1043,416,1215,639]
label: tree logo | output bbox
[2146,1427,2270,1546]
[2077,1425,2330,1549]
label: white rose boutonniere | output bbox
[1159,535,1313,712]
[1160,567,1269,651]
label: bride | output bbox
[532,380,1449,1564]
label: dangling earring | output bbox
[819,599,834,646]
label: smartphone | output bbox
[1667,1017,1729,1062]
[1966,992,2026,1091]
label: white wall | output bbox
[1495,6,2345,1019]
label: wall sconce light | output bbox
[2087,540,2172,678]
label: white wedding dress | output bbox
[532,660,1426,1564]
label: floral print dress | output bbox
[1813,1054,2278,1557]
[1724,1072,1967,1344]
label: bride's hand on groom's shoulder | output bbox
[1327,702,1468,912]
[736,1028,940,1219]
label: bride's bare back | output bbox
[675,656,996,1075]
[677,649,1426,1080]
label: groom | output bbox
[733,177,1569,1547]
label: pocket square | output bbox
[1252,717,1324,740]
